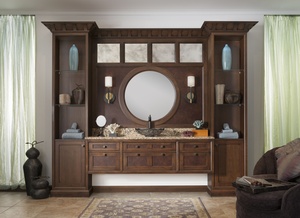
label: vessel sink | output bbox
[135,128,164,137]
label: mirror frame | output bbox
[119,66,180,126]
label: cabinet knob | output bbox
[104,153,107,156]
[103,145,107,148]
[194,145,198,148]
[162,153,166,156]
[136,145,140,148]
[81,144,85,147]
[161,145,165,148]
[194,153,198,156]
[137,153,140,156]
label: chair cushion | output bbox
[236,189,286,211]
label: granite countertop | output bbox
[86,127,214,140]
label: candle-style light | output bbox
[187,76,195,103]
[104,76,115,104]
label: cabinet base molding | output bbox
[207,187,236,196]
[92,185,208,193]
[50,188,93,197]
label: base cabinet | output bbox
[208,139,245,196]
[51,140,92,197]
[87,139,212,174]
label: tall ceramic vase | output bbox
[222,44,232,70]
[69,44,79,70]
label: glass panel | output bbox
[97,44,120,63]
[152,43,175,63]
[180,43,202,63]
[125,43,147,63]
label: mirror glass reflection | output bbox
[124,71,176,121]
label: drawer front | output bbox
[179,142,211,152]
[89,142,119,151]
[123,143,150,150]
[179,152,211,172]
[88,152,121,172]
[123,152,176,172]
[123,142,176,151]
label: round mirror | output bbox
[119,67,180,125]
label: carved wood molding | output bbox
[202,21,258,33]
[94,28,207,39]
[42,22,98,33]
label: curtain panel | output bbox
[264,16,300,151]
[0,15,36,189]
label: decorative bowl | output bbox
[135,128,164,137]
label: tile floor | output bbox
[0,191,236,218]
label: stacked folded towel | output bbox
[217,123,239,139]
[62,122,85,139]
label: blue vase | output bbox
[222,44,232,70]
[69,44,79,71]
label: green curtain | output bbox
[0,15,36,189]
[264,15,300,151]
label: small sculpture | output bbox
[107,123,120,137]
[193,120,204,129]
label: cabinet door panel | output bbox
[54,140,86,188]
[214,140,245,187]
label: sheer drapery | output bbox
[264,16,300,151]
[0,15,36,189]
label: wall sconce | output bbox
[104,76,115,104]
[186,76,195,103]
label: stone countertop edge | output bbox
[85,136,215,140]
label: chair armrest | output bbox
[281,184,300,216]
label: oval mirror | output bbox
[119,67,180,125]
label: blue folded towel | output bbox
[66,129,81,133]
[62,132,85,139]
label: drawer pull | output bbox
[162,153,166,156]
[194,145,198,148]
[81,144,85,147]
[161,145,166,148]
[103,145,107,148]
[194,153,199,156]
[137,153,140,156]
[136,145,140,148]
[104,153,107,156]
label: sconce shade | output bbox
[187,76,195,87]
[105,76,113,87]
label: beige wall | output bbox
[35,13,264,186]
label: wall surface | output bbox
[35,12,264,186]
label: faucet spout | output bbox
[148,115,152,129]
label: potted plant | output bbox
[192,120,209,137]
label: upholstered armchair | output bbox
[235,144,300,218]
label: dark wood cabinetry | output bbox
[87,139,212,174]
[52,140,92,197]
[205,22,257,196]
[44,21,256,196]
[43,22,98,196]
[88,141,121,172]
[179,141,212,172]
[123,141,177,172]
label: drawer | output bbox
[179,152,211,172]
[89,142,120,151]
[88,152,121,172]
[123,152,176,172]
[123,142,176,151]
[179,142,211,152]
